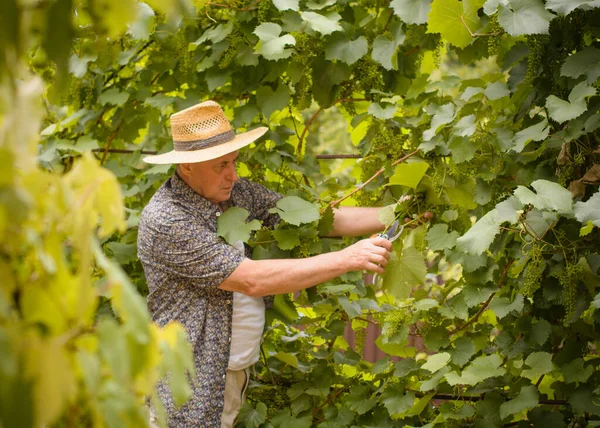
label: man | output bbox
[137,100,392,427]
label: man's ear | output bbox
[178,163,191,177]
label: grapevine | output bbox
[525,34,548,82]
[553,262,584,323]
[522,244,545,298]
[487,14,501,56]
[353,58,385,103]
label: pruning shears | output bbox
[371,219,404,285]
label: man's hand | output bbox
[340,237,392,274]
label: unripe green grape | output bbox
[354,327,366,355]
[525,34,548,82]
[487,14,501,56]
[522,246,545,298]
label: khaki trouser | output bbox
[221,368,250,428]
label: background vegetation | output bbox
[1,0,600,426]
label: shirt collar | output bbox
[169,172,222,217]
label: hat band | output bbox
[173,130,235,152]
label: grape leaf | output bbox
[390,0,432,24]
[574,189,600,227]
[512,119,549,152]
[484,81,510,100]
[427,0,483,48]
[272,228,301,250]
[545,0,600,15]
[273,0,299,11]
[445,354,506,386]
[456,209,501,255]
[256,84,290,118]
[497,0,555,36]
[381,387,415,417]
[426,224,459,250]
[499,386,538,420]
[453,114,477,137]
[389,162,430,188]
[449,136,478,163]
[217,207,262,244]
[269,196,320,226]
[368,102,397,120]
[325,35,368,65]
[422,352,451,373]
[254,23,296,60]
[530,319,551,346]
[561,47,600,84]
[513,179,573,215]
[382,247,427,299]
[423,103,455,141]
[299,12,343,35]
[546,81,597,124]
[98,88,130,106]
[489,294,524,319]
[495,196,523,224]
[521,352,554,379]
[561,358,594,384]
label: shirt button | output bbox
[225,299,231,305]
[222,374,226,380]
[215,211,221,217]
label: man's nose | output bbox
[227,164,238,182]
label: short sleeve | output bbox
[154,220,246,288]
[236,179,283,228]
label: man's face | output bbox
[179,151,239,205]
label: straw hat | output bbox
[143,100,268,164]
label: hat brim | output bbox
[142,127,268,164]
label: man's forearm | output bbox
[219,237,392,297]
[329,207,386,237]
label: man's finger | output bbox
[370,236,393,251]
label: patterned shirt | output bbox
[137,172,282,427]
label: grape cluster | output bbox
[525,34,549,82]
[432,38,445,68]
[218,32,242,70]
[257,0,274,23]
[487,14,501,56]
[371,127,406,160]
[290,32,322,110]
[381,308,411,338]
[419,309,443,336]
[176,34,194,75]
[339,82,357,116]
[354,58,385,103]
[354,327,367,355]
[554,263,584,323]
[522,245,545,298]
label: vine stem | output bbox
[329,149,419,208]
[312,387,347,417]
[449,259,514,336]
[101,121,123,165]
[297,98,367,154]
[413,391,567,405]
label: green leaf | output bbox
[546,0,600,15]
[456,209,500,255]
[325,35,368,65]
[574,189,600,227]
[371,24,405,71]
[512,119,549,153]
[530,319,551,346]
[499,386,539,420]
[389,162,430,188]
[423,103,455,141]
[269,196,320,226]
[299,12,343,35]
[449,136,478,163]
[256,84,290,118]
[217,207,262,244]
[449,337,476,366]
[368,102,397,120]
[453,114,477,137]
[390,0,432,24]
[497,0,555,36]
[561,358,594,384]
[561,47,600,84]
[338,296,362,319]
[98,88,130,106]
[489,294,524,319]
[254,23,296,60]
[345,385,377,415]
[273,0,299,11]
[521,352,554,379]
[445,354,506,386]
[427,0,482,48]
[272,228,301,250]
[68,54,97,78]
[195,22,233,45]
[514,179,573,216]
[546,81,597,124]
[274,352,299,368]
[569,386,600,415]
[407,392,435,416]
[127,2,155,40]
[495,196,523,224]
[382,388,415,417]
[484,81,510,100]
[426,224,459,251]
[382,247,426,299]
[422,352,451,373]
